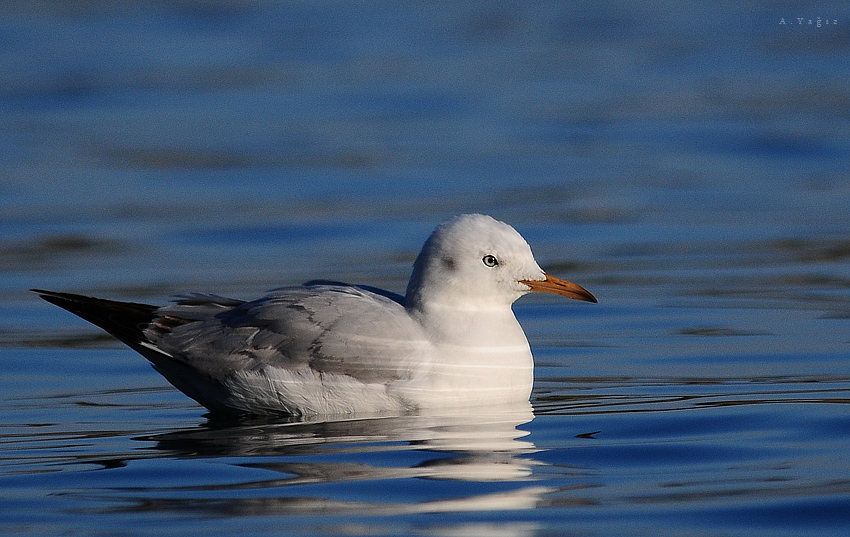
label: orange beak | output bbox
[520,273,597,303]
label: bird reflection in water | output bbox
[126,402,556,518]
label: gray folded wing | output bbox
[147,284,431,385]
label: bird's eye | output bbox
[482,255,499,267]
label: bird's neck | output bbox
[406,300,530,350]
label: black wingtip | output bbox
[32,289,159,347]
[31,288,75,302]
[32,288,86,311]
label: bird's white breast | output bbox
[393,305,535,407]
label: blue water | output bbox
[2,1,850,536]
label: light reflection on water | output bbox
[4,372,849,536]
[3,345,850,536]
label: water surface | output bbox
[2,2,849,536]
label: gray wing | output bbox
[147,284,431,384]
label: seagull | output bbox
[33,214,595,416]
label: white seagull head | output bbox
[405,214,596,311]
